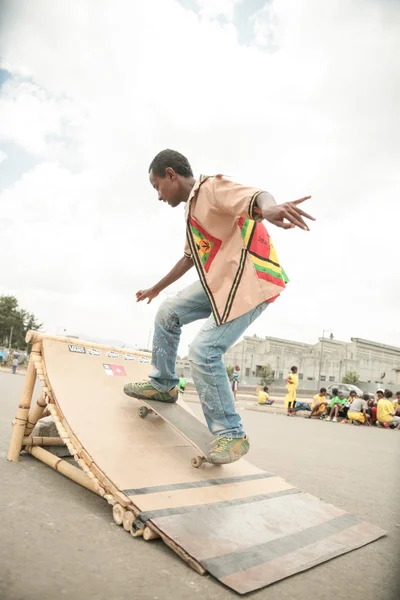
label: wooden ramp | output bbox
[8,332,386,595]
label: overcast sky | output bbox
[0,0,399,353]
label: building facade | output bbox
[219,335,400,390]
[176,335,400,391]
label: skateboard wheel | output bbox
[138,407,149,418]
[191,456,204,468]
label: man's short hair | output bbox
[149,149,193,178]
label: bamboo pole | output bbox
[25,330,150,359]
[143,526,160,541]
[23,436,66,446]
[26,446,99,494]
[25,392,47,435]
[130,521,144,538]
[112,503,126,525]
[123,510,135,532]
[8,354,38,462]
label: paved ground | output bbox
[1,372,399,600]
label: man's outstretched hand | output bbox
[262,196,315,231]
[136,287,159,304]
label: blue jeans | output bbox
[294,402,311,412]
[149,281,269,438]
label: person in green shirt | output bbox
[178,374,187,395]
[326,390,346,422]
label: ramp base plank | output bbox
[12,332,386,594]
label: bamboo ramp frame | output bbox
[7,331,386,594]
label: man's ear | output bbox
[165,167,176,180]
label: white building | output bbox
[219,335,400,390]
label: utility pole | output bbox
[8,326,13,353]
[317,329,333,389]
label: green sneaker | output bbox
[123,381,178,403]
[207,436,250,465]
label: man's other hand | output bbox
[136,287,159,304]
[262,196,315,230]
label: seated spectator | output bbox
[340,390,356,421]
[367,398,377,424]
[325,388,338,421]
[393,391,400,414]
[377,390,400,429]
[258,386,274,405]
[306,388,328,419]
[346,393,371,426]
[294,400,311,414]
[327,390,346,422]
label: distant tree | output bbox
[181,355,188,360]
[226,365,234,380]
[258,365,274,386]
[0,295,43,350]
[342,370,360,385]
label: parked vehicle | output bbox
[326,383,363,399]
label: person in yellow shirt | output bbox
[258,386,274,405]
[347,393,371,426]
[393,391,400,414]
[306,387,328,419]
[284,366,298,416]
[377,390,400,429]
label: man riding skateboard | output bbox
[124,149,314,464]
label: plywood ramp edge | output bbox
[26,330,151,358]
[27,332,205,576]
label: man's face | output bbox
[350,392,356,399]
[149,168,183,207]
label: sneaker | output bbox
[332,417,338,422]
[123,381,178,403]
[326,416,332,421]
[207,436,250,465]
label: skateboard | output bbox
[135,397,216,468]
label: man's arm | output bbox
[254,193,315,231]
[136,255,193,304]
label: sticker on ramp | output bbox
[103,364,127,376]
[106,351,119,359]
[68,344,86,354]
[88,348,101,356]
[123,354,136,361]
[139,357,150,363]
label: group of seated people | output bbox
[257,386,400,429]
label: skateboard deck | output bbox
[136,398,215,467]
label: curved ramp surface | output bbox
[25,334,385,594]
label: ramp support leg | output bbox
[26,446,100,494]
[8,357,37,462]
[24,392,48,436]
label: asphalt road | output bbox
[1,372,399,600]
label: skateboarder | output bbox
[124,149,314,464]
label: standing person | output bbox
[124,149,314,464]
[284,366,299,416]
[347,393,371,426]
[231,365,241,401]
[12,356,19,374]
[307,387,328,419]
[178,374,186,395]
